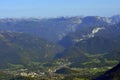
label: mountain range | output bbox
[56,16,120,67]
[0,15,120,69]
[0,15,120,42]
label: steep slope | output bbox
[59,15,120,47]
[74,36,120,54]
[59,21,120,48]
[0,31,63,68]
[94,63,120,80]
[56,23,120,67]
[59,16,112,48]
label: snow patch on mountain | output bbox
[92,27,105,35]
[87,27,105,38]
[73,27,105,42]
[73,39,84,42]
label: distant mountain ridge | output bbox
[0,17,81,42]
[0,15,120,42]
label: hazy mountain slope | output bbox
[58,16,112,48]
[56,23,120,67]
[56,45,88,61]
[59,21,120,48]
[0,15,120,68]
[0,17,81,42]
[0,15,119,42]
[0,31,63,68]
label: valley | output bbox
[0,15,120,80]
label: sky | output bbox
[0,0,120,18]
